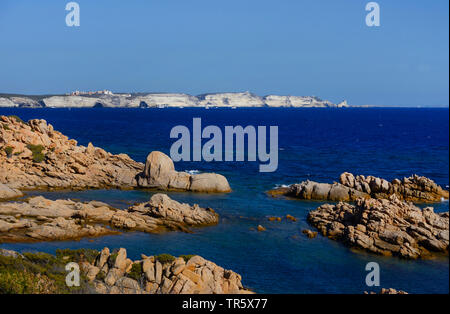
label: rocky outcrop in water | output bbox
[0,194,218,243]
[269,172,448,203]
[85,247,252,294]
[0,115,144,190]
[137,151,231,193]
[129,193,218,226]
[307,196,449,259]
[0,92,348,108]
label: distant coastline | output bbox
[0,91,348,108]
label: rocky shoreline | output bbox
[269,172,449,203]
[0,194,218,243]
[1,114,448,294]
[0,115,230,194]
[86,247,252,294]
[0,247,252,294]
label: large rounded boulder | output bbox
[190,173,231,193]
[138,151,231,193]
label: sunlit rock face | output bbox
[198,92,265,107]
[0,193,219,242]
[43,96,100,108]
[132,94,200,107]
[0,115,144,190]
[263,95,338,107]
[0,97,17,107]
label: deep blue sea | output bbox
[0,108,448,294]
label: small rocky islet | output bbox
[268,172,448,203]
[1,115,449,294]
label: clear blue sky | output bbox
[0,0,448,106]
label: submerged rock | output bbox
[0,194,219,243]
[308,195,449,259]
[286,214,297,222]
[137,151,231,193]
[269,172,448,203]
[257,225,266,232]
[302,229,318,239]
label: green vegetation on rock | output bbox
[95,270,106,281]
[126,262,143,281]
[107,250,119,268]
[4,146,13,157]
[55,248,99,264]
[156,253,175,264]
[8,115,25,124]
[179,255,195,263]
[26,144,45,163]
[0,249,98,294]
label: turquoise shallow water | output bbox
[0,108,448,293]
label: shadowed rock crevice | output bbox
[139,101,148,108]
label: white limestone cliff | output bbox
[198,91,265,107]
[0,97,16,107]
[0,92,349,108]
